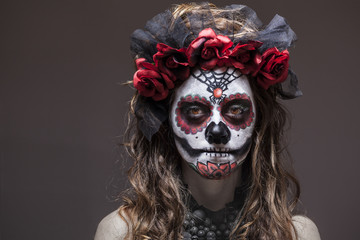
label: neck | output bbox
[181,160,242,211]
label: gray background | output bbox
[1,0,359,239]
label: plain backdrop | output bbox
[1,0,360,239]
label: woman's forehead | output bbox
[174,67,253,103]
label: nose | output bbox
[205,122,231,144]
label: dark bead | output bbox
[197,230,205,237]
[228,214,236,221]
[190,226,198,235]
[224,229,231,236]
[199,225,204,230]
[206,238,215,240]
[191,236,199,239]
[183,220,190,229]
[204,218,211,226]
[190,219,196,227]
[203,227,209,233]
[206,231,216,237]
[183,231,191,237]
[210,224,216,231]
[219,223,226,231]
[193,209,206,222]
[185,213,192,220]
[216,230,222,236]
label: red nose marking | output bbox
[213,88,222,98]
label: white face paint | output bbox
[170,67,256,179]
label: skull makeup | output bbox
[170,67,256,179]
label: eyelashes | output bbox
[179,99,251,126]
[222,101,250,118]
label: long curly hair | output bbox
[119,3,300,240]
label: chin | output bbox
[187,159,241,180]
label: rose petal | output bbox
[257,76,272,90]
[141,61,158,71]
[135,58,147,70]
[138,69,162,79]
[152,88,169,101]
[198,28,217,39]
[133,72,156,97]
[204,38,222,48]
[201,47,216,60]
[216,35,233,52]
[247,40,263,48]
[259,71,277,81]
[147,77,164,93]
[262,47,278,59]
[230,59,246,69]
[186,37,207,66]
[200,58,218,70]
[156,43,172,52]
[160,72,175,89]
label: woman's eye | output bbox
[230,106,242,115]
[181,103,210,124]
[226,105,248,117]
[186,106,206,119]
[221,99,251,126]
[189,107,202,115]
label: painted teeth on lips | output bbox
[203,148,230,153]
[205,152,230,157]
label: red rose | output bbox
[133,58,174,101]
[186,28,233,70]
[227,40,263,75]
[153,43,190,81]
[255,48,289,90]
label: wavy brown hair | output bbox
[119,3,300,240]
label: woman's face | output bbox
[170,67,256,179]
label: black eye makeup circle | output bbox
[180,102,211,125]
[221,99,251,126]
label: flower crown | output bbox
[134,28,290,101]
[130,3,302,140]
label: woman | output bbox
[95,3,321,240]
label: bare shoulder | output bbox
[292,215,321,240]
[94,209,130,240]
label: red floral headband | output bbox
[133,28,289,101]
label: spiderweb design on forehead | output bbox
[191,68,242,104]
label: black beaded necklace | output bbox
[182,186,246,240]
